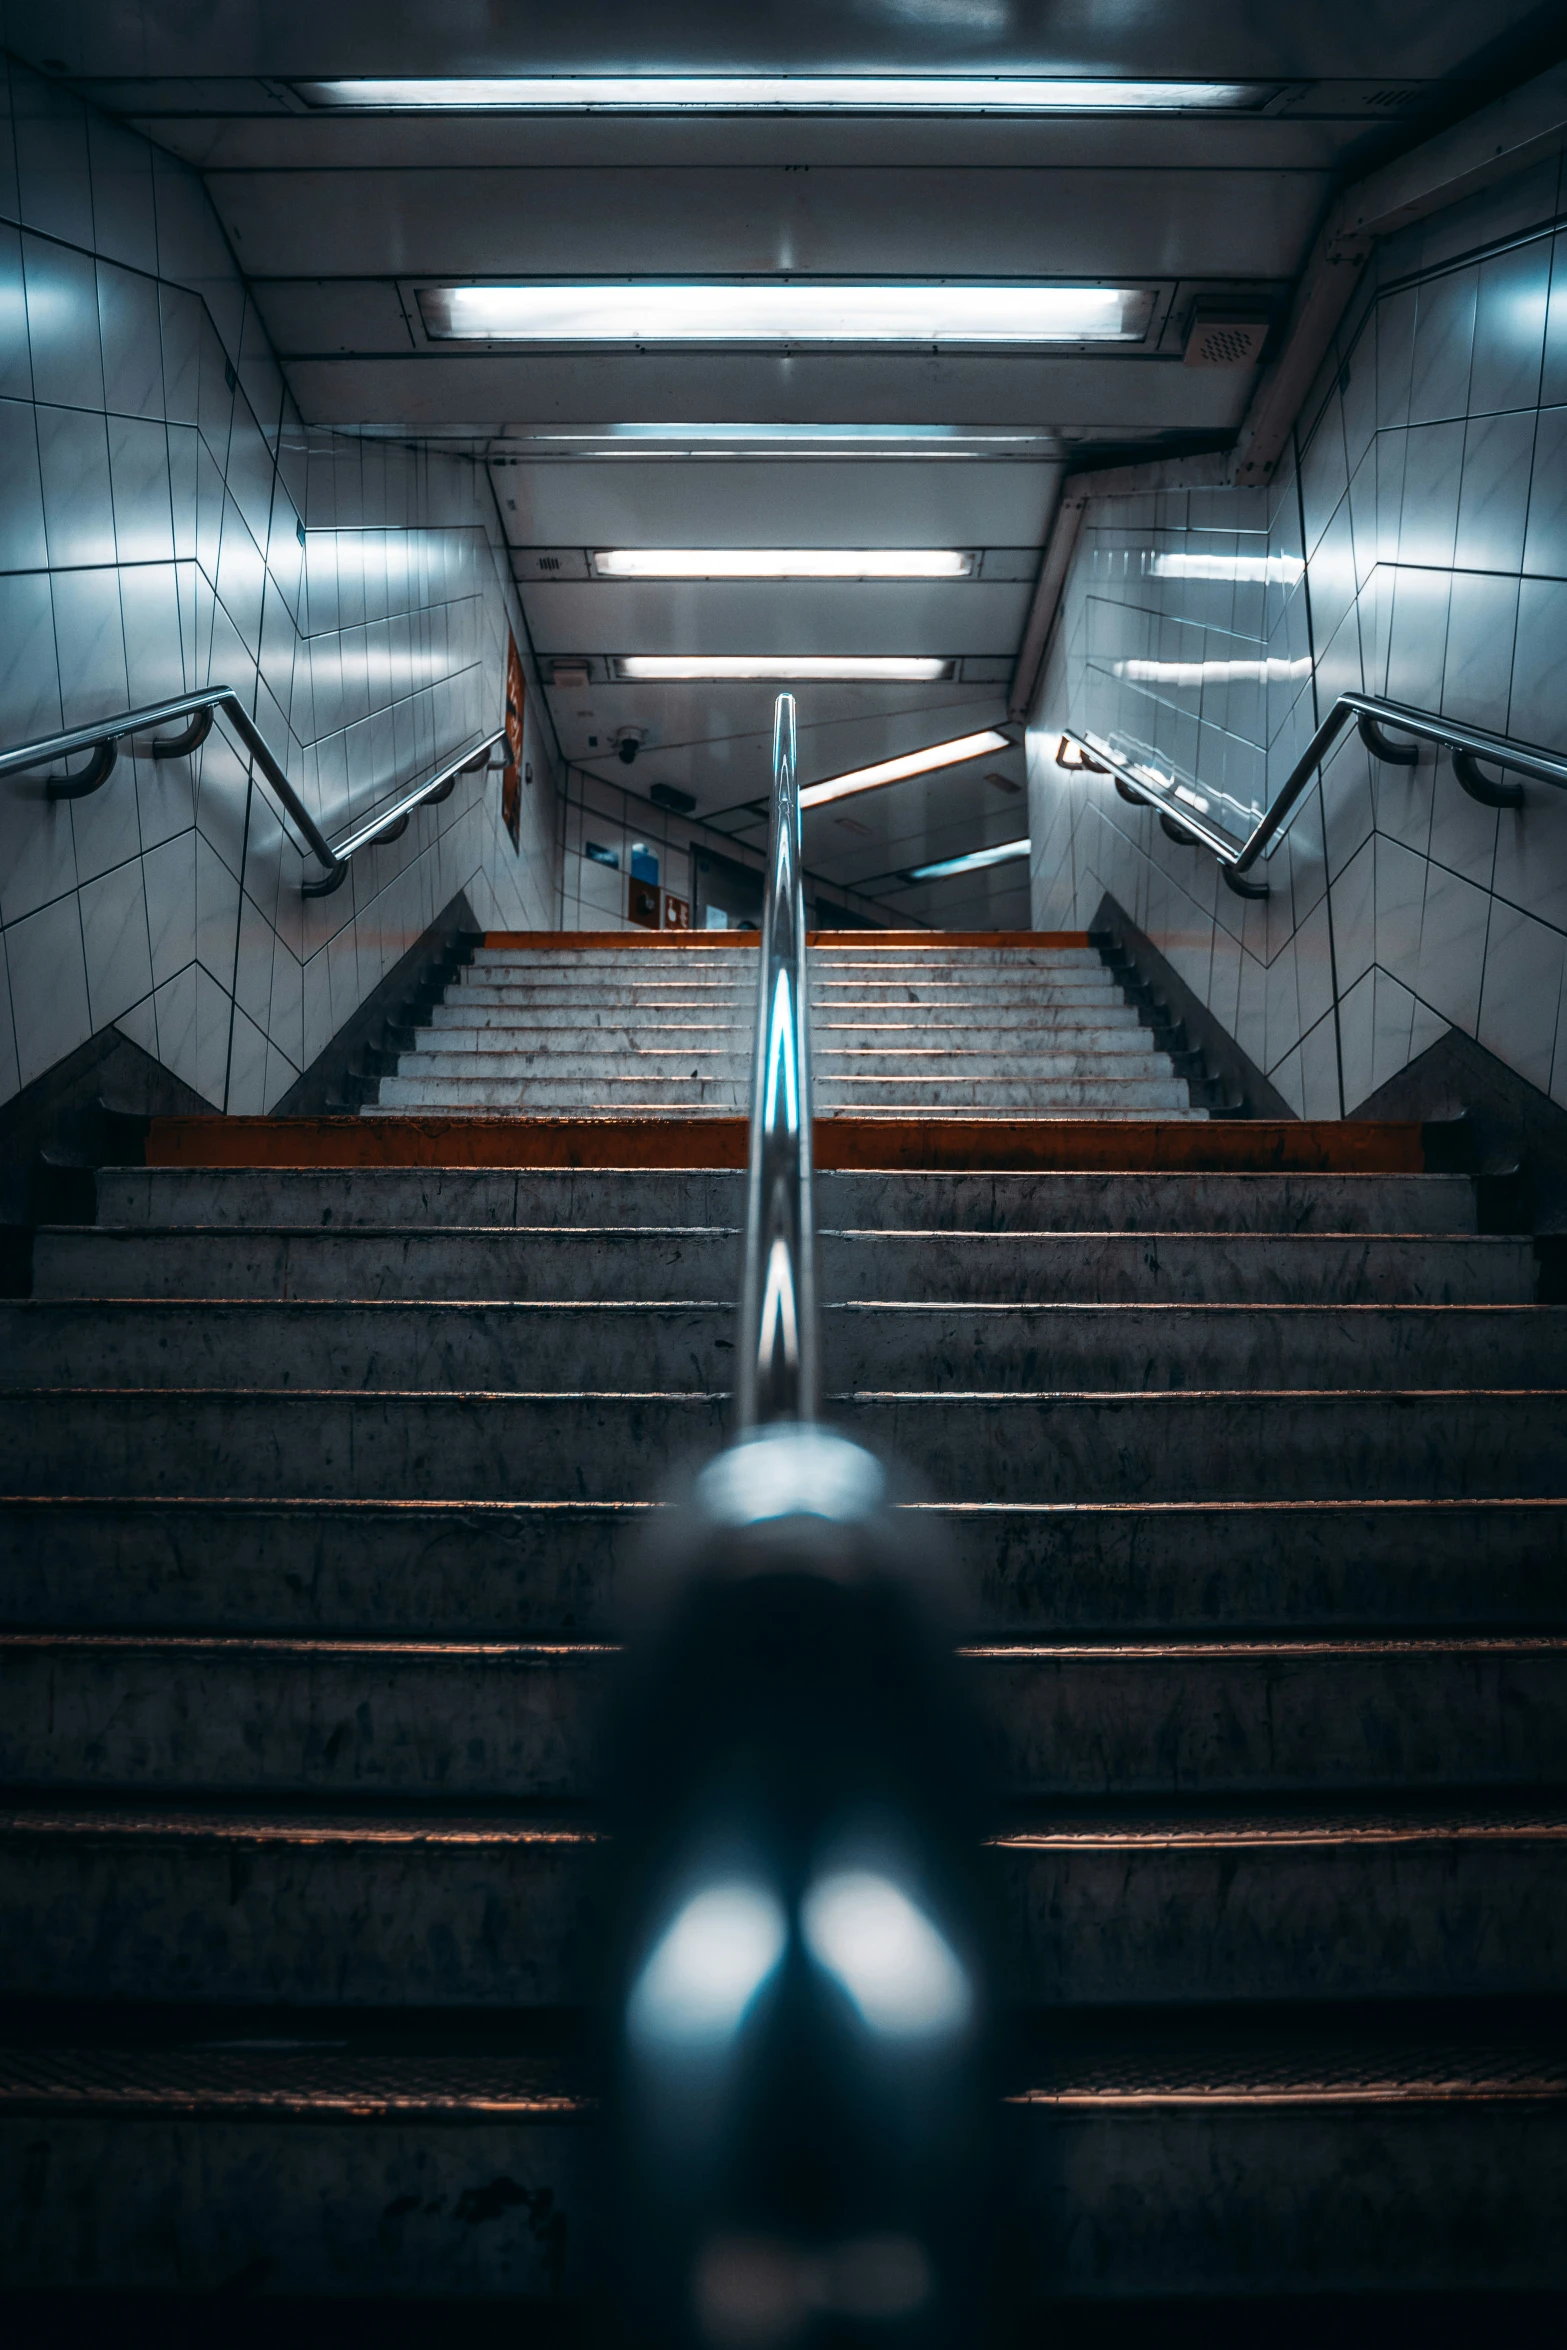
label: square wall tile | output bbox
[1408,266,1477,424]
[21,232,103,410]
[1469,237,1550,416]
[5,888,91,1084]
[1509,577,1567,750]
[36,404,116,568]
[1522,407,1567,578]
[80,855,154,1027]
[1415,859,1491,1032]
[97,260,164,419]
[1477,895,1565,1092]
[1453,409,1534,573]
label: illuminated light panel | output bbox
[303,77,1266,113]
[1112,655,1313,685]
[505,423,1058,458]
[1149,551,1305,584]
[613,656,952,682]
[800,728,1010,810]
[592,423,1029,442]
[909,838,1030,881]
[419,283,1151,344]
[592,548,973,580]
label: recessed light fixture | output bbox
[592,549,973,580]
[909,838,1031,881]
[420,283,1152,345]
[800,728,1011,810]
[1148,551,1305,584]
[614,656,953,682]
[500,424,1060,459]
[1112,655,1312,685]
[303,77,1267,114]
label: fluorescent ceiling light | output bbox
[909,837,1030,881]
[592,548,973,580]
[420,283,1151,345]
[800,728,1010,809]
[1112,655,1312,685]
[500,423,1060,461]
[1148,551,1305,584]
[304,77,1265,113]
[592,423,1033,442]
[614,656,952,681]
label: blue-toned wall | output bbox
[1028,150,1567,1117]
[0,54,559,1114]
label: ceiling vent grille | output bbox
[1184,308,1270,369]
[1362,86,1422,109]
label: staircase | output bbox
[372,932,1205,1118]
[2,930,1565,2320]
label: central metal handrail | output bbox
[736,692,818,1428]
[0,687,504,897]
[1062,690,1567,899]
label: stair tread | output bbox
[3,2005,1566,2115]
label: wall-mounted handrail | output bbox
[737,692,818,1428]
[0,687,504,898]
[1060,692,1567,899]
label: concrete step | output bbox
[6,1632,1564,1798]
[93,1166,1482,1235]
[812,984,1129,1006]
[811,1077,1196,1110]
[0,1388,1560,1501]
[33,1228,1535,1306]
[6,2007,1564,2297]
[422,1018,748,1049]
[813,1046,1175,1076]
[810,1004,1146,1032]
[372,1073,751,1110]
[393,1050,756,1079]
[5,1496,1563,1636]
[5,1303,1562,1394]
[814,950,1107,970]
[432,1008,1144,1041]
[1,1798,1563,2007]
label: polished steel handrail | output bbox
[736,692,818,1428]
[0,687,503,898]
[1062,690,1567,900]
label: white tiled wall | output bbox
[1029,151,1567,1117]
[0,55,560,1114]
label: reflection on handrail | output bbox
[737,692,818,1428]
[0,687,504,898]
[1060,691,1567,900]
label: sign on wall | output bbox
[501,632,526,852]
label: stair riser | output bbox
[93,1168,1482,1236]
[392,1052,1175,1081]
[4,2101,1565,2297]
[427,1006,1142,1035]
[373,1077,753,1109]
[0,2117,595,2297]
[1,1830,1561,2006]
[4,1304,1560,1392]
[5,1500,1563,1636]
[1,1391,1558,1501]
[5,1642,1563,1795]
[32,1232,1536,1307]
[813,1081,1194,1109]
[417,1028,1157,1058]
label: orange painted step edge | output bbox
[144,1115,1428,1175]
[482,930,1091,950]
